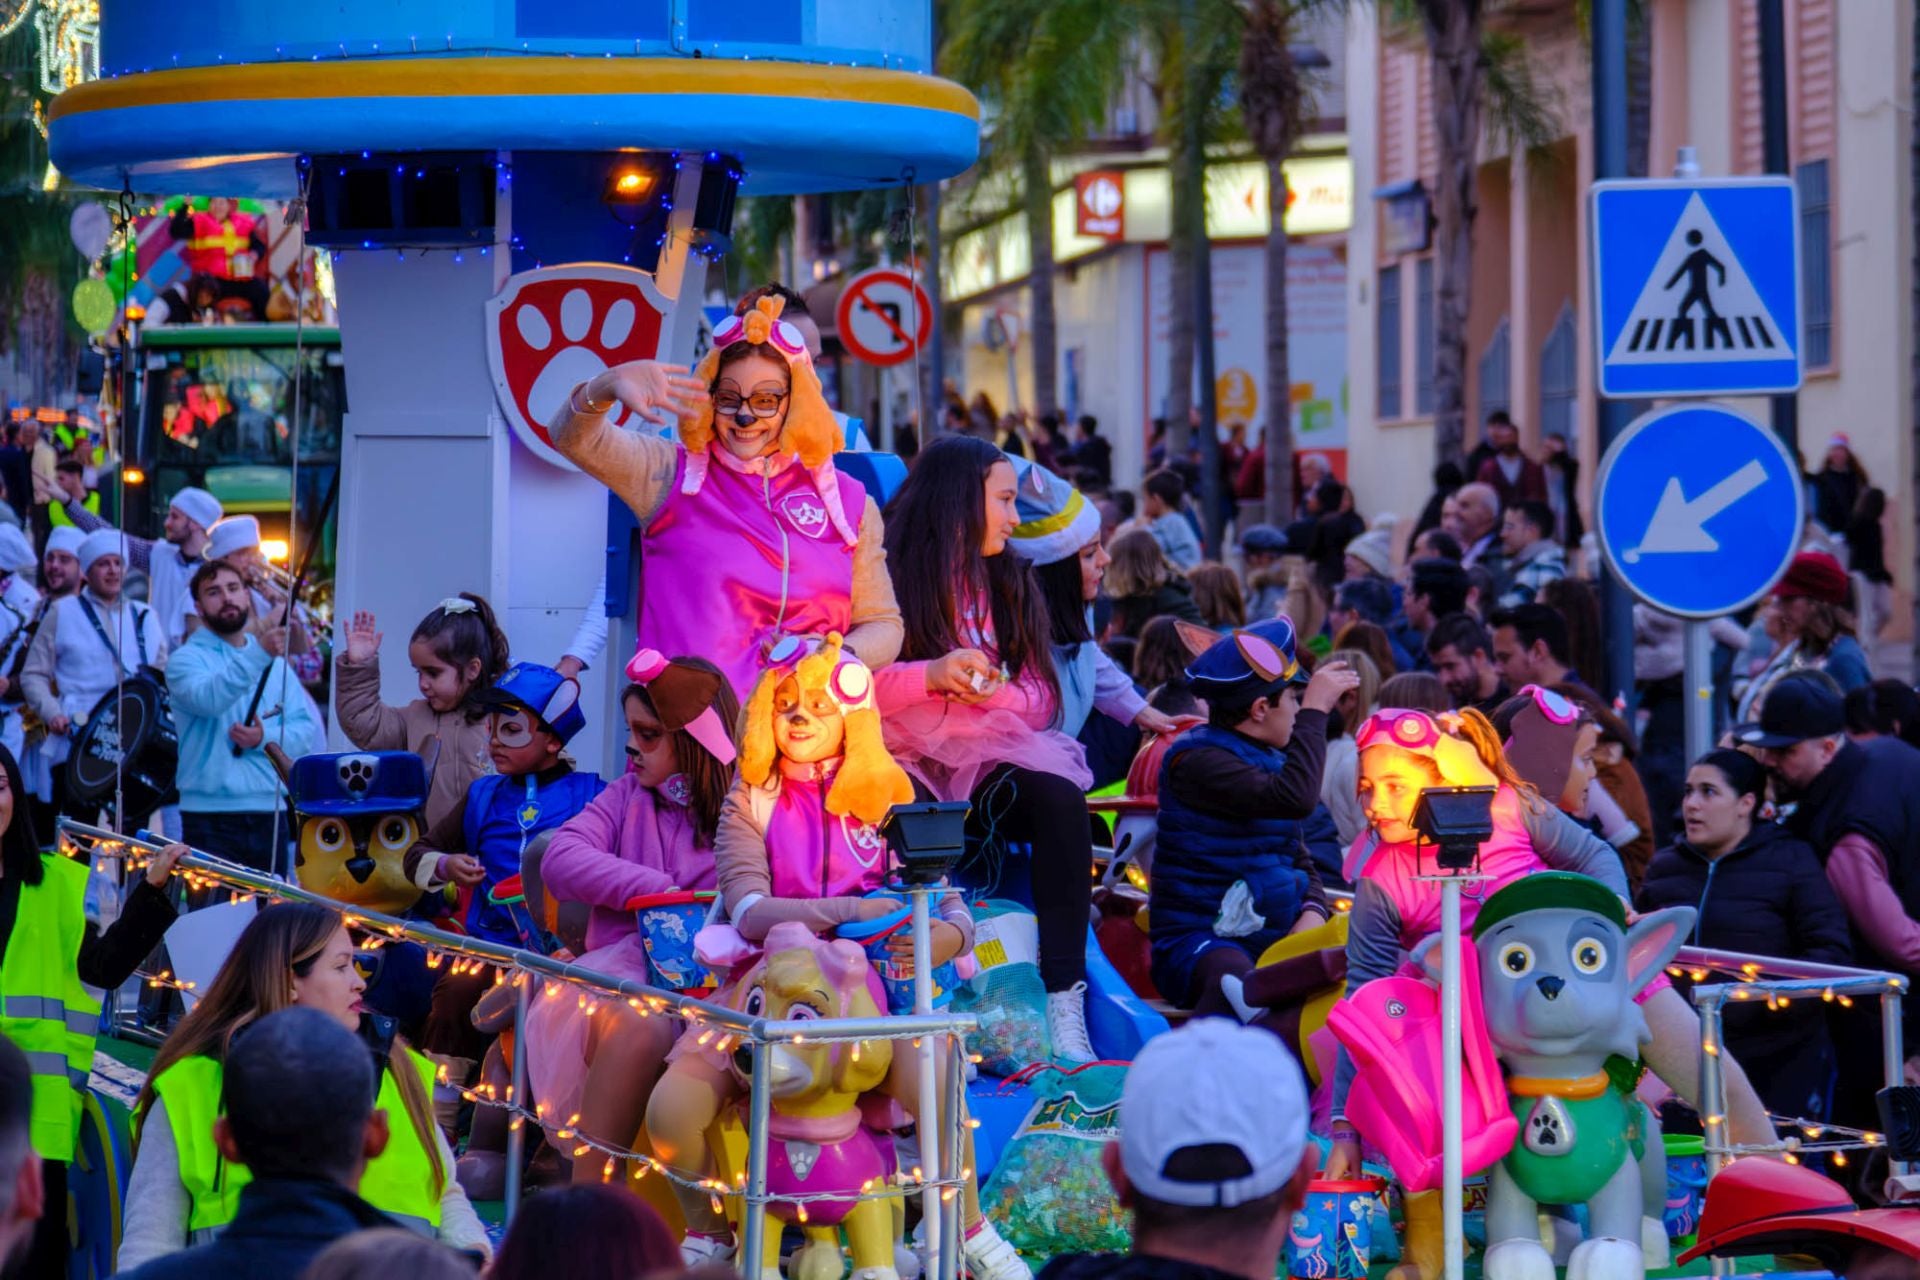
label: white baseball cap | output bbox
[1118,1019,1310,1209]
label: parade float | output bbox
[40,7,1920,1280]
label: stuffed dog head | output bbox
[740,633,914,826]
[733,921,893,1108]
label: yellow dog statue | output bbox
[731,920,907,1280]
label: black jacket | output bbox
[0,873,177,991]
[1112,578,1206,639]
[1639,821,1851,1052]
[116,1176,416,1280]
[1041,1253,1260,1280]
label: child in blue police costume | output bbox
[409,663,606,1073]
[1150,620,1358,1027]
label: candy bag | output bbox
[949,901,1049,1075]
[978,1063,1130,1259]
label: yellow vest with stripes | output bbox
[0,853,102,1161]
[153,1047,443,1236]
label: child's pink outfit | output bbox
[525,772,717,1122]
[873,599,1090,801]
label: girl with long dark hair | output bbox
[0,743,184,1275]
[122,902,488,1266]
[877,436,1104,1062]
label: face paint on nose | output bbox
[734,410,757,428]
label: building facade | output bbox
[1345,0,1914,652]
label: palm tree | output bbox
[1400,0,1560,466]
[1240,0,1315,526]
[942,0,1132,417]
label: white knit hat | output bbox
[1344,528,1394,578]
[78,528,124,573]
[207,515,261,562]
[167,486,223,533]
[44,527,84,560]
[0,526,35,575]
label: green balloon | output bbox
[72,278,116,334]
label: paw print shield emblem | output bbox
[337,754,379,796]
[485,264,673,470]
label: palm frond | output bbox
[1480,26,1562,153]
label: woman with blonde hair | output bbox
[120,903,487,1266]
[1186,562,1246,631]
[1318,648,1382,845]
[1103,529,1203,638]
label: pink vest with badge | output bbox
[639,448,867,701]
[762,760,891,901]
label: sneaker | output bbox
[680,1232,735,1268]
[963,1220,1032,1280]
[1045,981,1096,1065]
[1218,974,1260,1025]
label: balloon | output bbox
[69,203,112,260]
[71,278,115,335]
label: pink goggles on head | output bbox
[764,634,875,714]
[1515,684,1581,725]
[711,312,808,362]
[1355,709,1443,754]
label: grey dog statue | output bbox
[1433,871,1694,1280]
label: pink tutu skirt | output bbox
[524,936,662,1128]
[882,701,1092,802]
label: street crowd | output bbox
[1,280,1918,1280]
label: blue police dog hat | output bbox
[1184,616,1310,699]
[289,751,430,817]
[475,662,586,745]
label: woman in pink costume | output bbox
[524,653,738,1182]
[644,634,1029,1280]
[551,298,900,701]
[1322,699,1773,1195]
[874,434,1101,1063]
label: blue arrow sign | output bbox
[1591,177,1802,398]
[1595,403,1804,618]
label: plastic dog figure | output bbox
[1459,873,1691,1280]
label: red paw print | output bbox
[486,264,672,468]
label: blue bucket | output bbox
[630,891,718,993]
[835,895,961,1014]
[1663,1135,1709,1240]
[1286,1177,1381,1280]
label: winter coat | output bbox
[1110,577,1206,639]
[1639,820,1852,1054]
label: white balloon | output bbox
[69,203,112,260]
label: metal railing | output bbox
[1678,944,1907,1277]
[61,819,974,1277]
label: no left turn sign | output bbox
[836,267,933,367]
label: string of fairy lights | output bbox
[69,822,976,1214]
[72,819,1911,1203]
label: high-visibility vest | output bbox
[0,853,102,1162]
[48,493,100,529]
[153,1047,443,1237]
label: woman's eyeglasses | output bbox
[714,388,790,419]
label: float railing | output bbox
[1676,944,1906,1278]
[59,819,974,1280]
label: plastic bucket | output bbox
[630,891,719,992]
[835,897,961,1014]
[1286,1177,1383,1279]
[1663,1134,1708,1240]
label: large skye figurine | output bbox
[1454,873,1692,1280]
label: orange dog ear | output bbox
[680,346,723,455]
[825,706,915,826]
[776,357,842,470]
[739,669,780,788]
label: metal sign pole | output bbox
[1683,620,1715,761]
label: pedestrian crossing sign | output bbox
[1591,176,1802,398]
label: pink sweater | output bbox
[1829,833,1920,972]
[873,659,1090,801]
[539,773,717,953]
